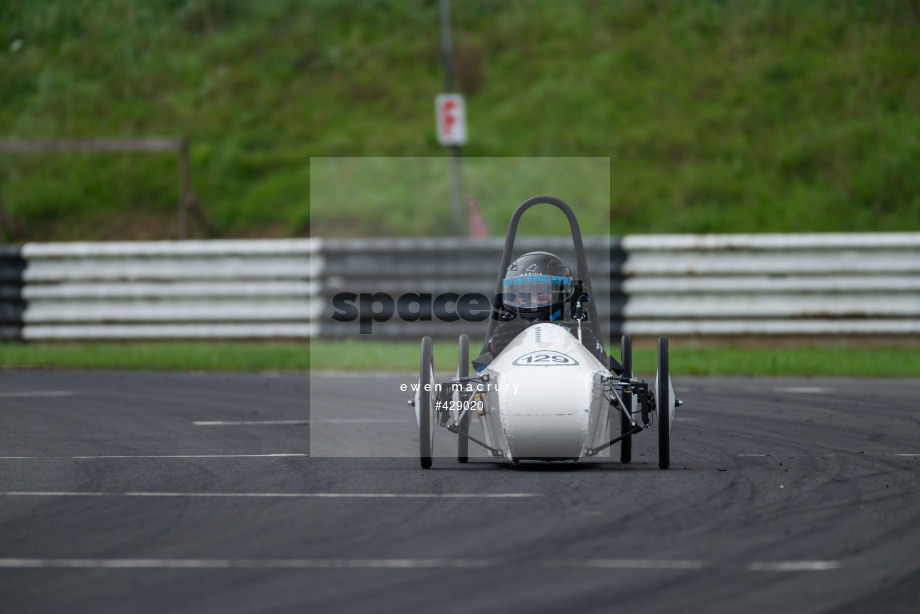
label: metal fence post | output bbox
[0,137,206,241]
[179,138,191,240]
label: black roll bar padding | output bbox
[485,196,603,346]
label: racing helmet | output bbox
[501,251,575,321]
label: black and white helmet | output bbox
[501,251,574,321]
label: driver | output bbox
[473,251,612,371]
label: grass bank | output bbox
[1,0,918,240]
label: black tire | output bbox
[620,334,633,464]
[457,334,470,463]
[419,336,433,469]
[657,336,670,470]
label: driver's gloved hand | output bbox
[472,351,493,372]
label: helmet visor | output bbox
[502,275,573,309]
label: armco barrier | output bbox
[621,233,920,336]
[0,245,25,340]
[3,240,322,340]
[0,234,917,341]
[319,237,622,339]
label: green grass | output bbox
[1,0,918,240]
[2,341,917,377]
[0,342,311,372]
[663,345,920,378]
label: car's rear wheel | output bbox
[457,334,470,463]
[418,336,434,469]
[656,336,670,470]
[620,334,633,464]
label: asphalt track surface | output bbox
[0,370,918,613]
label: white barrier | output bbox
[621,233,920,336]
[2,234,917,340]
[17,240,321,340]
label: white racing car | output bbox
[410,196,682,469]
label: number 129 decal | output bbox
[512,351,578,366]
